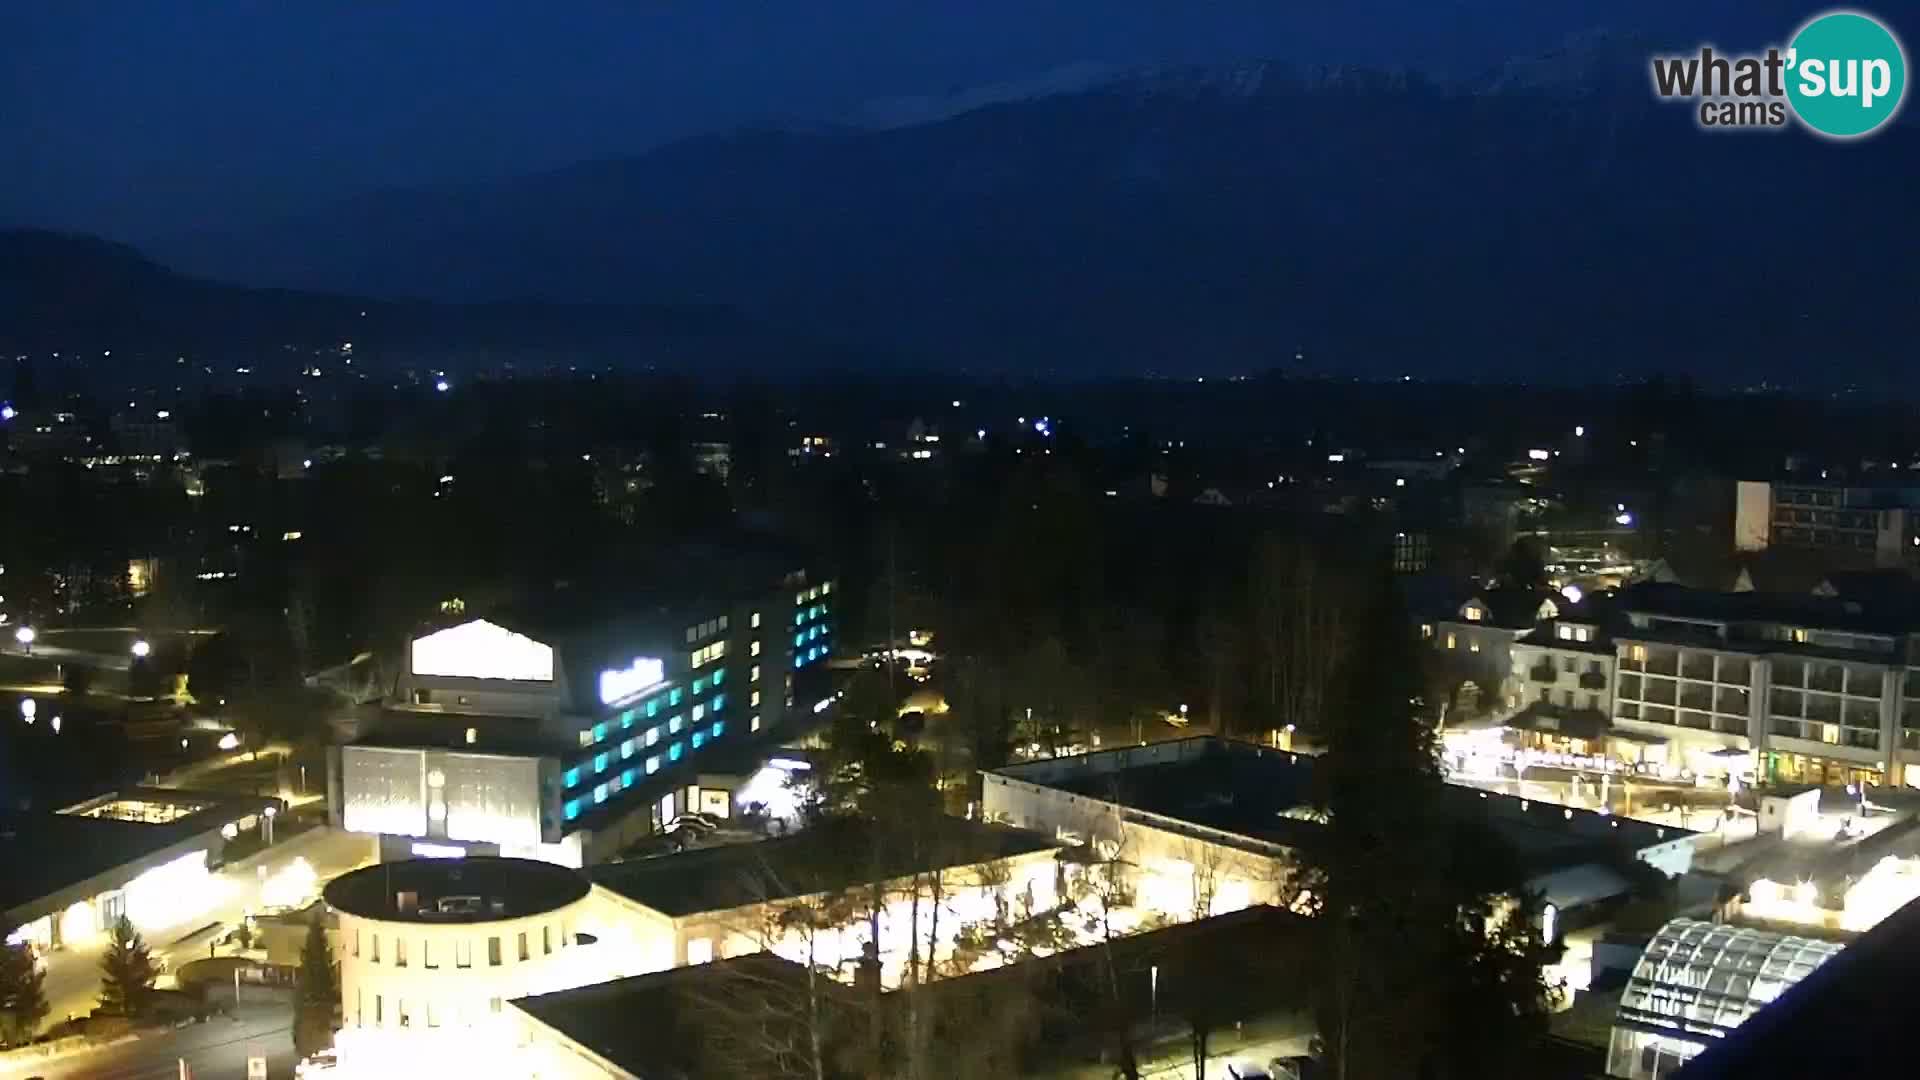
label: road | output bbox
[38,828,374,1028]
[4,998,297,1080]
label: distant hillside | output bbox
[150,57,1920,381]
[0,229,819,372]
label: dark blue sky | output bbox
[1,0,1782,244]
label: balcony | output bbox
[1529,664,1559,684]
[1578,671,1607,691]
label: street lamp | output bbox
[263,804,277,846]
[20,699,35,723]
[14,626,34,654]
[131,639,151,659]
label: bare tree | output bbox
[1251,535,1353,740]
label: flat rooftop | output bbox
[592,816,1057,917]
[323,856,590,923]
[1,788,283,916]
[994,737,1690,872]
[513,953,837,1077]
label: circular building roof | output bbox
[324,856,590,924]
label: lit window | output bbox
[620,710,635,729]
[711,694,726,712]
[692,732,707,749]
[621,739,636,759]
[751,612,762,629]
[646,726,661,746]
[693,677,707,695]
[751,715,762,732]
[564,800,581,821]
[488,937,502,966]
[718,615,729,631]
[593,722,608,743]
[711,721,724,738]
[686,626,698,644]
[669,715,684,734]
[693,704,705,722]
[563,767,581,788]
[822,582,832,596]
[465,727,477,745]
[712,668,725,686]
[646,699,660,718]
[751,690,762,707]
[646,755,661,774]
[1421,624,1433,639]
[595,753,610,773]
[1469,639,1481,653]
[622,768,637,787]
[670,688,684,706]
[1463,606,1483,622]
[1446,633,1457,650]
[1630,645,1648,662]
[669,742,684,761]
[751,665,761,682]
[578,730,592,748]
[593,784,608,804]
[455,940,471,969]
[751,640,762,657]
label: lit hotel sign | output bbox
[599,656,665,705]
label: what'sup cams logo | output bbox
[1651,10,1907,138]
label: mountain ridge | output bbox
[142,53,1920,379]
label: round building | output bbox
[324,857,600,1074]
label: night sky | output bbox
[2,0,1781,246]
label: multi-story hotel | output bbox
[329,551,836,867]
[1509,582,1920,790]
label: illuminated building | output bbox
[986,737,1699,934]
[588,816,1059,982]
[324,857,617,1078]
[0,790,284,955]
[1605,918,1841,1079]
[334,563,836,866]
[1734,479,1920,566]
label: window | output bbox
[646,699,660,718]
[751,714,762,732]
[564,799,581,821]
[543,926,553,955]
[719,615,729,631]
[686,626,698,644]
[1563,656,1578,673]
[669,714,684,734]
[751,664,761,682]
[751,611,762,629]
[670,688,684,706]
[1469,639,1480,653]
[577,729,592,748]
[712,668,725,686]
[646,726,661,746]
[465,727,477,745]
[1629,644,1648,663]
[490,998,503,1015]
[1463,605,1483,622]
[620,709,635,729]
[371,934,380,963]
[751,690,762,707]
[751,640,762,657]
[711,694,726,712]
[593,722,608,743]
[595,752,610,773]
[594,783,608,804]
[518,931,530,961]
[422,940,435,969]
[692,677,707,695]
[669,741,684,761]
[455,939,472,969]
[692,704,705,722]
[646,755,661,774]
[621,739,636,759]
[692,731,707,749]
[352,929,360,957]
[488,936,502,966]
[375,995,383,1024]
[1446,633,1457,650]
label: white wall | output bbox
[1734,480,1772,552]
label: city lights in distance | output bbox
[131,639,152,659]
[435,379,451,392]
[0,405,14,421]
[1528,448,1551,461]
[1561,584,1583,604]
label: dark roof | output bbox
[1473,587,1558,629]
[323,856,590,923]
[592,817,1057,917]
[512,953,847,1080]
[0,792,282,916]
[1515,620,1615,655]
[1617,582,1915,637]
[1674,895,1920,1078]
[998,737,1687,873]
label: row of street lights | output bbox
[11,625,151,660]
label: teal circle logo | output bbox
[1786,11,1907,138]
